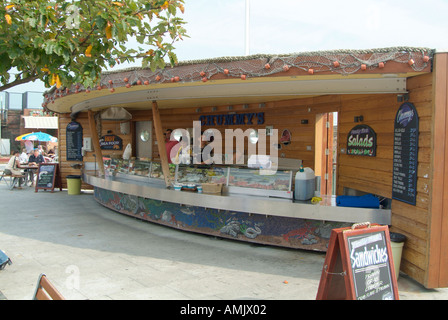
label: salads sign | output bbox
[347,125,377,157]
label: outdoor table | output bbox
[19,165,39,187]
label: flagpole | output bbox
[245,0,250,56]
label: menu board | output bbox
[316,224,398,300]
[66,121,83,161]
[35,163,62,193]
[392,103,419,205]
[346,230,395,300]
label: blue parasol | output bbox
[15,131,58,142]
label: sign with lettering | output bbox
[316,224,398,300]
[66,121,83,161]
[100,134,123,150]
[346,229,395,300]
[199,112,264,126]
[35,163,62,193]
[346,125,377,157]
[392,102,419,205]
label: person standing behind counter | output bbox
[165,129,179,164]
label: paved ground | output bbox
[1,175,448,301]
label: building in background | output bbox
[0,91,58,155]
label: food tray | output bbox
[201,183,223,194]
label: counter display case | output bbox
[175,165,227,184]
[150,162,176,180]
[103,157,294,199]
[128,160,151,177]
[227,167,294,199]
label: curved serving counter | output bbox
[84,165,391,252]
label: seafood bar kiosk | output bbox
[45,47,448,289]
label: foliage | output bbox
[0,0,187,91]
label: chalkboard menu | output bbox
[346,230,395,300]
[35,163,62,193]
[66,121,83,161]
[392,102,419,205]
[316,224,398,300]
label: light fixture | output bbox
[354,116,364,123]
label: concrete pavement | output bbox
[1,178,448,301]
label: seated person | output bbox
[5,150,24,187]
[28,149,45,165]
[19,148,29,164]
[27,149,45,186]
[37,145,46,156]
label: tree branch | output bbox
[0,74,40,92]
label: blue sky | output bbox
[10,0,448,94]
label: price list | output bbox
[392,103,419,205]
[66,121,83,161]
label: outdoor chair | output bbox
[32,273,65,300]
[0,169,24,190]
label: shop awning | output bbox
[23,116,58,129]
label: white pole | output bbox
[245,0,250,56]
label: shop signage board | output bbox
[99,134,123,150]
[346,124,377,157]
[66,121,83,161]
[316,223,398,300]
[35,163,62,193]
[392,102,419,205]
[199,112,265,126]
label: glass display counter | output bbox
[227,167,293,199]
[103,157,294,199]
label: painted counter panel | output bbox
[94,187,350,251]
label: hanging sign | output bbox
[346,124,377,157]
[392,102,419,205]
[66,121,83,161]
[316,223,399,300]
[100,134,123,150]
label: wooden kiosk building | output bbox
[45,47,448,289]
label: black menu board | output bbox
[392,102,419,205]
[66,121,83,161]
[346,230,395,300]
[34,163,62,193]
[316,224,398,300]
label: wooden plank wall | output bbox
[336,74,433,287]
[393,74,433,287]
[58,112,132,189]
[428,53,448,288]
[130,95,340,169]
